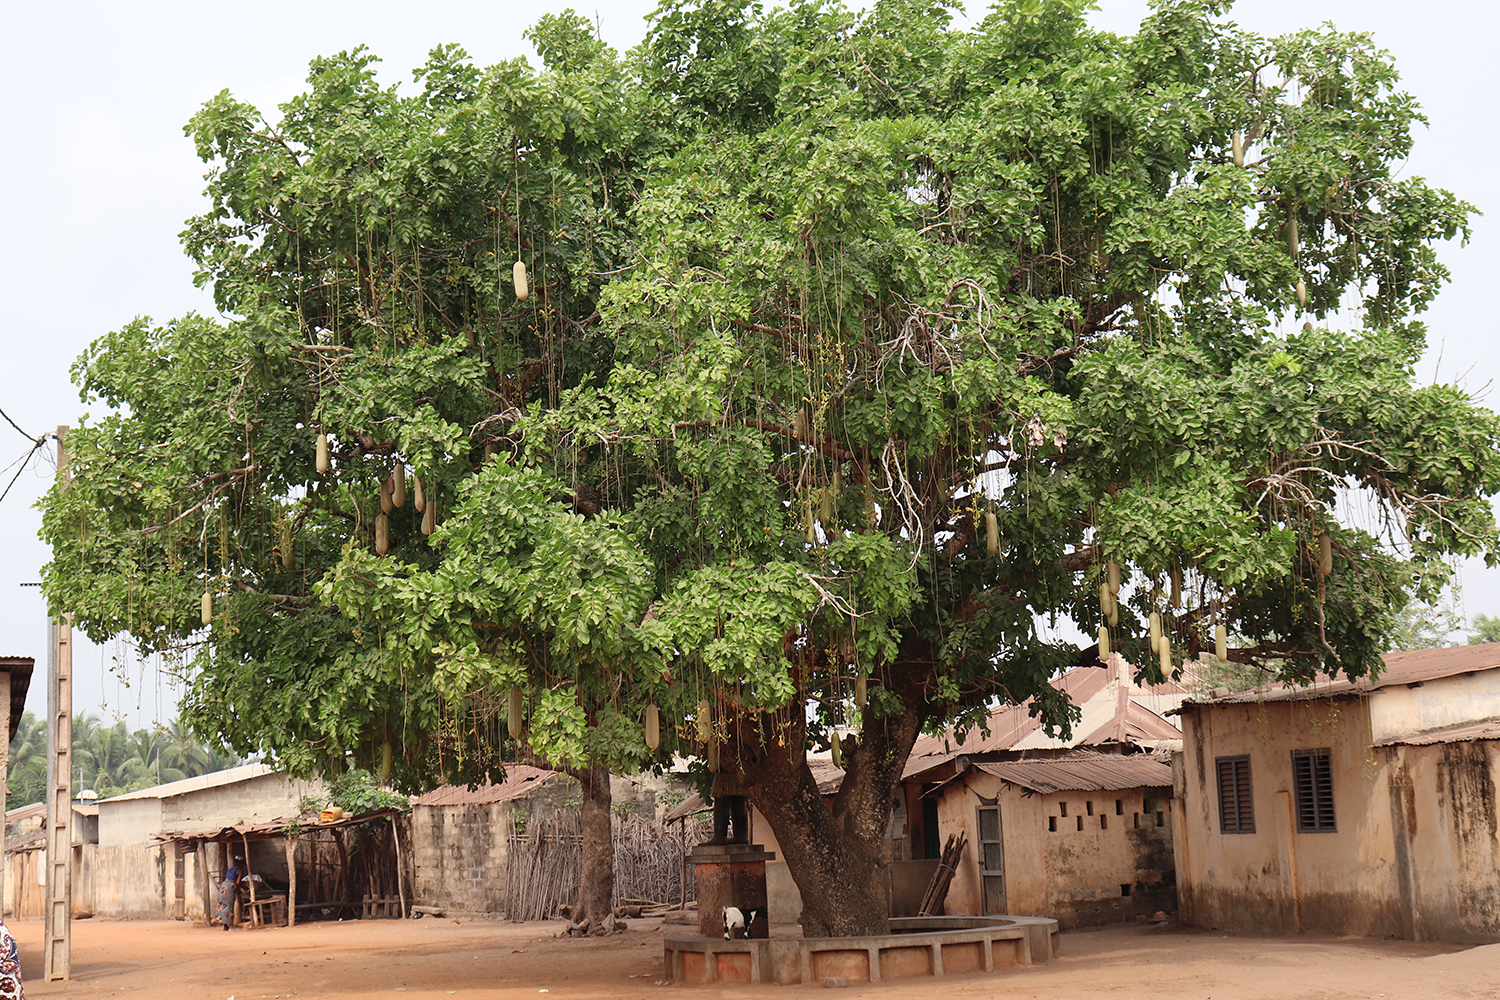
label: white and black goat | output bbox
[722,905,766,940]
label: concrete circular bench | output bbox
[664,914,1059,985]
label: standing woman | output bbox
[215,855,245,930]
[0,916,24,998]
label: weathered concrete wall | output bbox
[161,773,319,831]
[412,801,513,916]
[1041,786,1175,927]
[98,798,163,847]
[94,842,170,918]
[935,772,1174,928]
[1370,670,1500,744]
[1383,739,1500,943]
[411,773,579,917]
[1176,698,1406,938]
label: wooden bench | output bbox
[243,894,287,928]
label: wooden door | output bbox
[173,841,186,919]
[977,803,1006,914]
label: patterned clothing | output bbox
[0,919,24,999]
[215,865,243,927]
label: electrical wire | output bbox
[0,438,46,506]
[0,407,38,444]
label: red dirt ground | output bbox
[12,914,1500,1000]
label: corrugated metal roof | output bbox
[1179,642,1500,711]
[967,755,1175,795]
[663,791,706,823]
[102,762,278,803]
[410,765,559,806]
[1375,719,1500,747]
[157,806,403,843]
[908,658,1184,759]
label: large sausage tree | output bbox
[42,0,1498,937]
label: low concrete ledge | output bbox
[664,915,1059,985]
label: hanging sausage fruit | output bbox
[514,260,529,301]
[645,703,660,751]
[391,465,406,507]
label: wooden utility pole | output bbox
[44,425,72,982]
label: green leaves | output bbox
[40,0,1500,802]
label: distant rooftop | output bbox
[411,765,559,806]
[102,762,277,803]
[907,658,1184,763]
[1179,642,1500,710]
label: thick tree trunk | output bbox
[734,641,928,937]
[571,759,616,935]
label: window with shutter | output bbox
[1216,755,1254,833]
[1292,749,1335,832]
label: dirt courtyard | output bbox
[11,914,1500,1000]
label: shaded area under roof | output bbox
[410,765,558,807]
[957,755,1175,796]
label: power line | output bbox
[0,438,47,506]
[0,407,39,445]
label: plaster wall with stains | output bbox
[1176,698,1397,936]
[935,771,1175,928]
[1370,669,1500,743]
[1383,739,1500,943]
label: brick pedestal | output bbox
[691,843,775,939]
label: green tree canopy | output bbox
[40,0,1498,934]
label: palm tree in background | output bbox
[5,711,242,808]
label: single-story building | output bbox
[927,753,1176,927]
[1173,642,1500,943]
[95,763,323,919]
[739,657,1185,926]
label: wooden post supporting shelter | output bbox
[200,840,215,926]
[285,834,298,928]
[389,815,407,919]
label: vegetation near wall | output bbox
[38,0,1499,935]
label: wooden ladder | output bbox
[44,608,73,981]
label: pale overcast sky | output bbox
[0,0,1495,729]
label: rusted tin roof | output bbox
[908,659,1184,759]
[410,765,559,806]
[962,755,1175,795]
[156,806,403,843]
[662,791,707,824]
[1177,642,1500,711]
[1374,719,1500,747]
